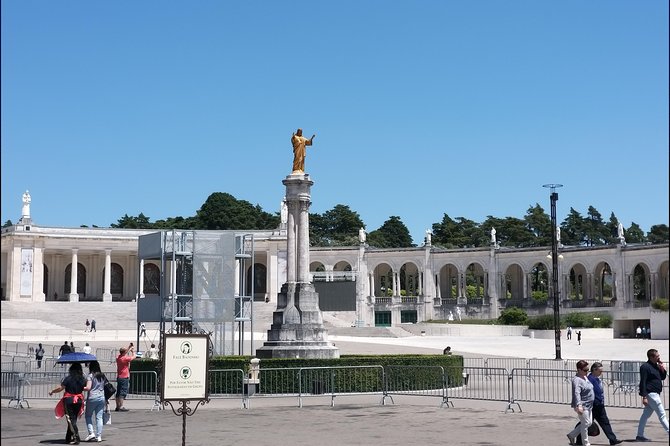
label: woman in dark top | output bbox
[49,362,88,444]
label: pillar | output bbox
[103,249,112,301]
[69,249,79,302]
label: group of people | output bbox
[84,319,97,332]
[567,349,668,446]
[636,325,651,339]
[49,342,137,444]
[566,326,583,345]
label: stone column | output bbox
[103,249,112,301]
[297,200,310,283]
[286,204,296,283]
[139,258,145,298]
[69,249,79,302]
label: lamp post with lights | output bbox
[543,183,563,360]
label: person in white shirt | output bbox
[147,344,159,360]
[82,342,92,354]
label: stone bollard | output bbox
[245,357,261,396]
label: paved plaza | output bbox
[2,328,669,445]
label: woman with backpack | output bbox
[83,361,107,442]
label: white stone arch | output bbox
[503,263,524,300]
[632,262,651,301]
[333,260,352,272]
[465,262,486,298]
[593,261,614,300]
[399,261,420,297]
[529,262,549,298]
[372,262,394,297]
[567,262,587,300]
[437,263,459,299]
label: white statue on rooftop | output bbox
[21,190,31,220]
[359,228,366,244]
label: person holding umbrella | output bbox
[49,362,87,444]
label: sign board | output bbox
[161,334,210,401]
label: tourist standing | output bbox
[567,326,573,340]
[115,343,136,411]
[82,343,92,354]
[90,319,96,332]
[35,343,45,369]
[577,331,582,345]
[566,360,594,446]
[85,319,90,332]
[636,348,669,441]
[147,343,159,360]
[49,363,87,444]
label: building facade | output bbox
[2,213,668,338]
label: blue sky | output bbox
[2,1,668,244]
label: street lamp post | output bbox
[543,183,563,360]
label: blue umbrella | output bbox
[56,352,97,364]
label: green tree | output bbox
[626,222,645,243]
[647,224,669,244]
[368,216,414,248]
[431,213,462,248]
[561,208,586,246]
[2,220,13,227]
[584,206,607,246]
[196,193,279,230]
[524,204,551,246]
[111,213,153,229]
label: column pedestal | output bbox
[256,173,339,359]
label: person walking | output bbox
[577,331,582,345]
[566,360,595,446]
[636,348,669,441]
[84,361,106,442]
[85,319,90,332]
[139,322,146,337]
[90,319,96,332]
[49,363,87,444]
[115,343,136,412]
[35,343,45,369]
[567,326,573,340]
[586,362,623,445]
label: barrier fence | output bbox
[2,362,668,412]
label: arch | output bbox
[503,264,524,300]
[400,262,420,296]
[465,262,485,298]
[568,263,587,300]
[633,263,650,301]
[144,263,160,295]
[530,262,548,301]
[64,263,87,296]
[593,262,613,300]
[333,261,352,272]
[310,262,325,272]
[372,263,394,297]
[438,264,459,299]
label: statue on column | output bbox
[490,227,497,245]
[425,229,432,245]
[556,225,562,247]
[617,222,626,245]
[280,198,288,228]
[21,190,31,219]
[291,128,316,173]
[359,227,366,244]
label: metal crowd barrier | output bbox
[298,366,385,408]
[1,360,668,412]
[208,368,247,408]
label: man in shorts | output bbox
[115,343,136,411]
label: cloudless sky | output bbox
[2,1,668,244]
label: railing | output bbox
[2,361,668,412]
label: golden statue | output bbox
[291,128,315,173]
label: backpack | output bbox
[36,347,44,358]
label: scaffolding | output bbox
[137,230,254,356]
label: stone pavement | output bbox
[2,395,668,445]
